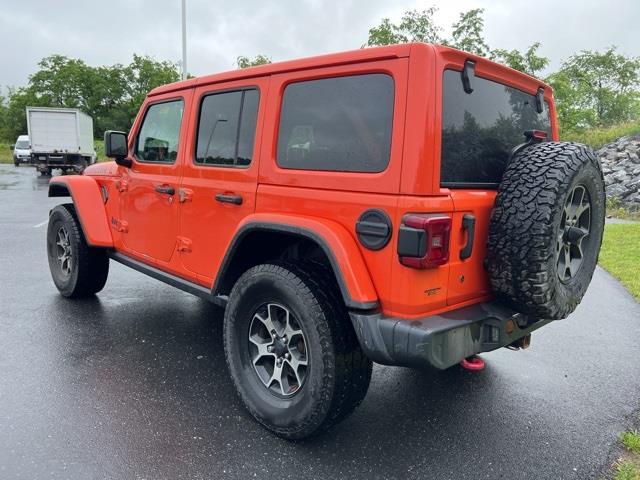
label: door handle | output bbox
[215,193,243,205]
[155,185,175,195]
[460,214,476,260]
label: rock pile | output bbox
[598,135,640,211]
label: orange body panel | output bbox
[236,212,378,304]
[68,42,558,319]
[49,175,113,247]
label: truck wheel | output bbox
[47,204,109,298]
[223,262,372,439]
[486,142,605,320]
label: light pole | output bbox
[181,0,187,80]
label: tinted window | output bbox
[277,74,394,173]
[195,89,259,167]
[441,69,551,185]
[135,100,184,163]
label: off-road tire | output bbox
[223,262,372,440]
[47,204,109,298]
[485,142,605,320]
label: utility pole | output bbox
[181,0,187,80]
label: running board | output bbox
[109,252,228,308]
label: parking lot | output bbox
[1,164,639,479]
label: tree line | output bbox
[0,54,180,140]
[1,7,638,141]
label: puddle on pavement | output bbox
[0,165,51,190]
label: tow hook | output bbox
[460,355,485,371]
[507,334,532,351]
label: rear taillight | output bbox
[398,214,451,269]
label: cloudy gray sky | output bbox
[0,0,638,90]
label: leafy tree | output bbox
[365,7,442,46]
[492,43,550,78]
[120,54,180,131]
[236,55,272,69]
[2,87,44,140]
[1,54,180,139]
[547,47,640,131]
[364,7,547,78]
[0,94,7,139]
[448,8,489,57]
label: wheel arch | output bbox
[213,215,379,311]
[48,176,113,247]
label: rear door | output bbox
[439,67,552,305]
[178,78,267,283]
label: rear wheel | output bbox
[223,262,372,439]
[47,204,109,298]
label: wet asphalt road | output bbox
[1,164,639,480]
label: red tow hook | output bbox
[460,355,485,371]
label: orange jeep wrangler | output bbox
[46,43,605,439]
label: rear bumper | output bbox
[349,302,551,370]
[35,154,89,171]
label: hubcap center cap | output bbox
[564,225,584,244]
[272,337,288,358]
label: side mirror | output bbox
[9,145,14,150]
[104,130,132,168]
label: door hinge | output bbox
[111,217,129,233]
[177,236,192,253]
[178,187,193,203]
[115,179,128,193]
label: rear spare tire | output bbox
[486,142,605,320]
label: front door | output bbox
[178,79,266,282]
[120,93,191,264]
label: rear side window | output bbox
[195,89,259,167]
[277,74,394,173]
[440,69,551,186]
[135,100,184,163]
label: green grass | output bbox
[599,224,640,301]
[614,461,640,480]
[613,431,640,480]
[0,142,14,164]
[622,432,640,455]
[562,119,640,149]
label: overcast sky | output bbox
[0,0,638,90]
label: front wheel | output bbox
[223,262,372,439]
[47,204,109,298]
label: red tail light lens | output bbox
[398,214,451,269]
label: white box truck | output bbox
[26,107,96,175]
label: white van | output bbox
[12,135,31,166]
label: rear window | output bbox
[277,73,394,173]
[440,69,551,187]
